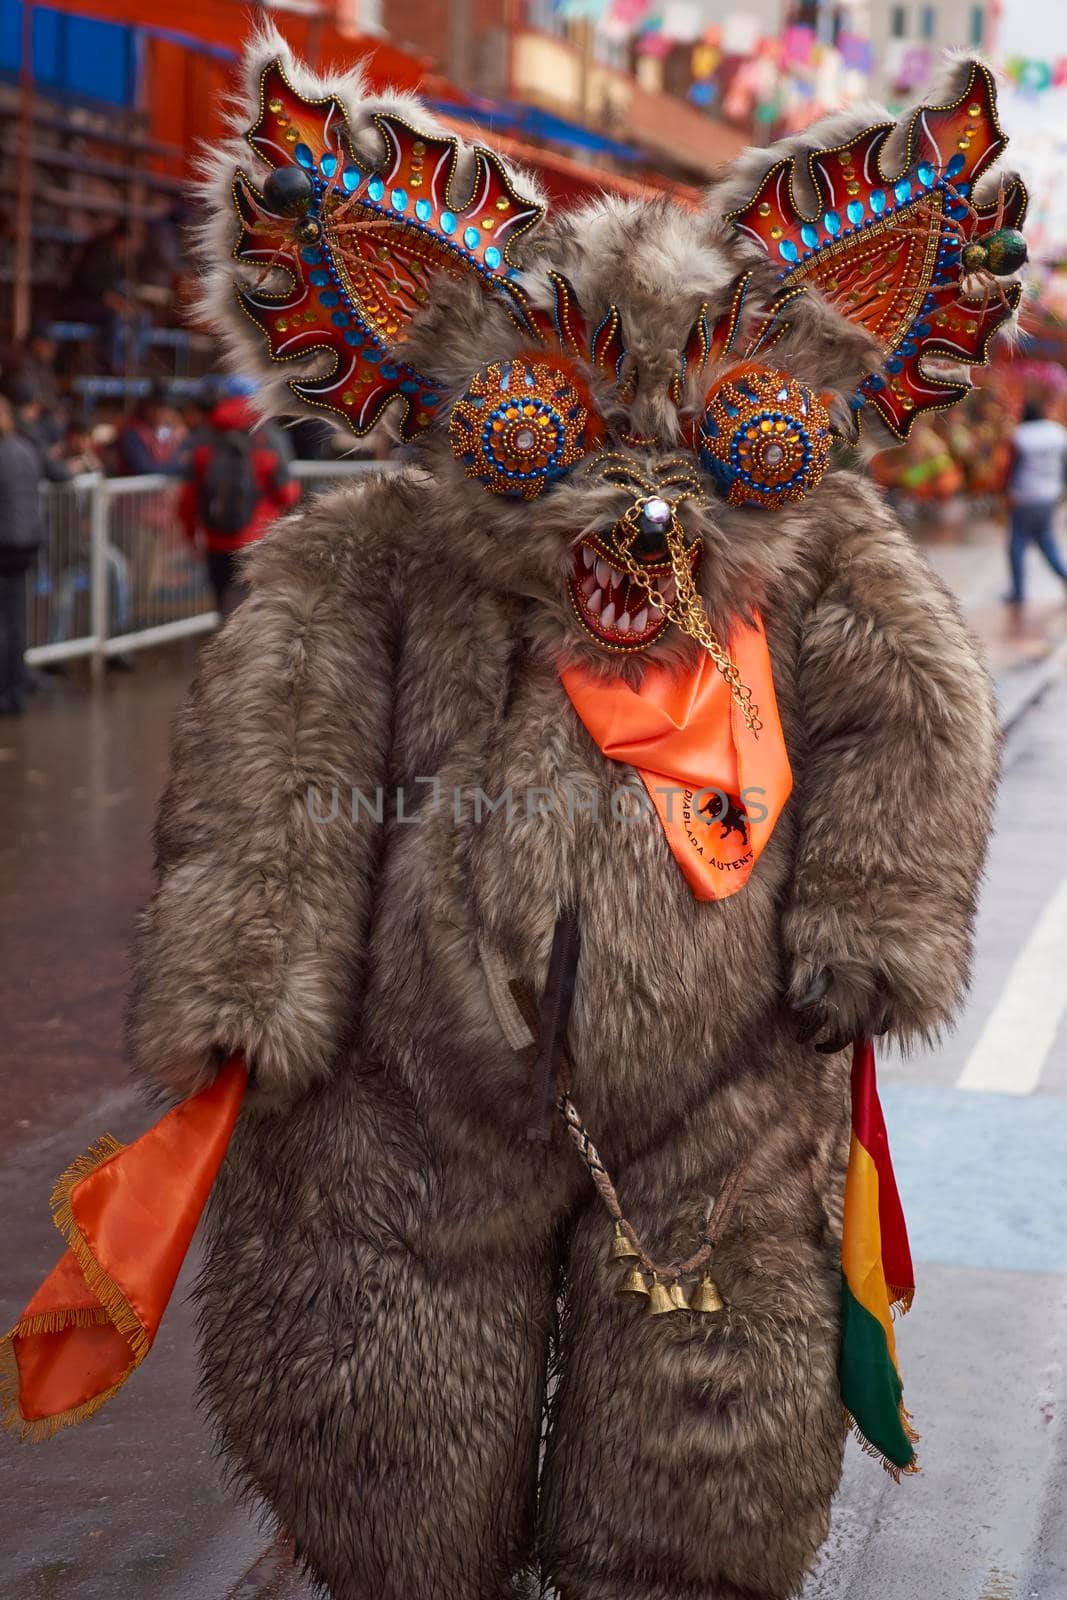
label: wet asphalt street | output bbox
[1,527,1066,1600]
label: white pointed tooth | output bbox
[607,564,623,586]
[647,604,664,624]
[595,559,612,588]
[581,574,599,597]
[632,607,648,633]
[582,545,596,569]
[587,587,604,616]
[661,577,676,604]
[617,611,632,635]
[600,601,617,629]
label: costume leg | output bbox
[197,1064,562,1600]
[541,1089,846,1600]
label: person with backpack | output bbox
[179,378,299,616]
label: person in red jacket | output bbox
[179,379,299,616]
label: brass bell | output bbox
[617,1264,650,1299]
[646,1275,676,1316]
[667,1280,691,1312]
[610,1222,640,1262]
[690,1273,725,1314]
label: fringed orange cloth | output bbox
[560,614,792,901]
[1,1056,246,1441]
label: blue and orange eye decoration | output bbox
[230,57,545,439]
[698,364,832,509]
[449,359,601,500]
[724,61,1028,439]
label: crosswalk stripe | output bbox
[956,874,1067,1095]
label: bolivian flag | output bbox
[840,1037,918,1476]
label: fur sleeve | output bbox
[783,478,1000,1046]
[126,473,409,1104]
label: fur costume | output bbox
[124,34,1022,1599]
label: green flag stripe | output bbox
[839,1272,915,1469]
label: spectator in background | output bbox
[2,374,71,486]
[0,323,63,443]
[63,220,137,374]
[179,378,299,617]
[0,395,48,715]
[116,387,178,476]
[1006,398,1067,604]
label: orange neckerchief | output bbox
[560,615,792,901]
[2,1057,246,1440]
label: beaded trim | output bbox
[725,61,1028,439]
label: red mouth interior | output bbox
[568,540,691,648]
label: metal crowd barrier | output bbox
[25,459,391,677]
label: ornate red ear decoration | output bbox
[698,364,832,508]
[672,272,810,404]
[725,61,1028,438]
[513,271,628,388]
[448,358,602,500]
[231,58,544,438]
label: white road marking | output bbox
[956,874,1067,1095]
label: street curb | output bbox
[998,637,1067,734]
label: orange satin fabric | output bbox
[2,1057,246,1438]
[560,616,792,900]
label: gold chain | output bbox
[615,502,763,738]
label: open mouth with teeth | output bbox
[567,538,699,651]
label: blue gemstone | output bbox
[894,178,912,204]
[885,357,903,374]
[342,167,361,191]
[463,226,481,250]
[320,153,337,178]
[917,162,936,188]
[914,320,932,336]
[363,348,382,364]
[870,189,887,215]
[391,187,408,212]
[319,291,339,307]
[415,198,432,222]
[380,364,398,379]
[367,176,385,203]
[901,341,917,356]
[294,144,315,169]
[800,223,820,249]
[947,153,966,177]
[823,211,841,237]
[484,245,502,270]
[847,200,864,226]
[344,329,364,346]
[331,312,348,327]
[310,269,330,287]
[440,210,457,235]
[779,238,799,263]
[422,394,441,407]
[300,248,322,265]
[869,374,886,391]
[955,181,971,196]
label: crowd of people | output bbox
[0,324,347,714]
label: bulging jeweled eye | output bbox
[448,358,600,500]
[698,363,832,509]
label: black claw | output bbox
[874,1011,894,1037]
[793,968,832,1010]
[815,1033,851,1055]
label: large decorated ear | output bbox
[710,57,1028,439]
[198,31,546,439]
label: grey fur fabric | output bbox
[126,38,1003,1600]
